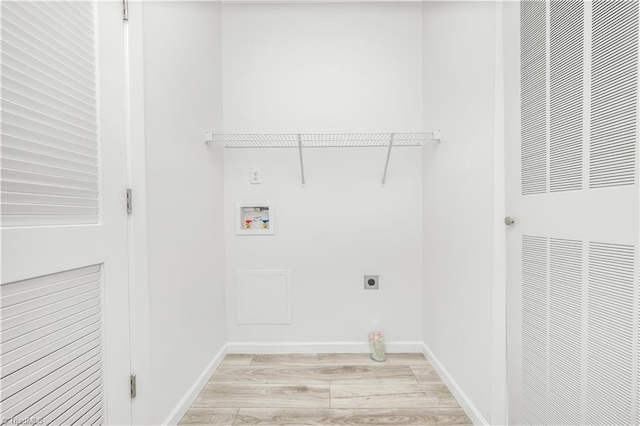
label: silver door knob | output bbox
[504,216,515,226]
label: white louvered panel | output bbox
[522,235,548,425]
[2,120,97,156]
[0,265,104,426]
[1,5,95,72]
[1,289,101,335]
[7,1,95,60]
[548,238,582,425]
[521,1,548,195]
[1,135,98,166]
[2,353,101,423]
[550,2,583,193]
[2,157,97,182]
[587,242,634,424]
[3,103,97,148]
[590,1,638,189]
[1,0,100,227]
[2,23,96,93]
[0,215,100,227]
[1,347,102,421]
[1,193,98,208]
[2,74,96,124]
[2,65,96,120]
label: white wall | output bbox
[222,3,424,345]
[136,2,501,422]
[422,2,497,423]
[224,147,423,344]
[142,2,226,423]
[221,3,423,133]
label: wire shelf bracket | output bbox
[205,131,442,187]
[381,133,395,187]
[297,134,305,188]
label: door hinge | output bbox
[126,188,132,214]
[130,374,137,399]
[122,0,129,21]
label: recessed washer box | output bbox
[236,201,274,235]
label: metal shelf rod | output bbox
[298,134,305,188]
[381,133,395,187]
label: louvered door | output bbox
[505,1,639,424]
[0,2,132,424]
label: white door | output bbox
[1,1,132,424]
[505,1,639,424]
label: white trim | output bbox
[162,344,229,426]
[125,2,153,424]
[227,340,424,354]
[421,343,488,426]
[491,2,508,425]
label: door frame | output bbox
[123,1,152,424]
[491,2,508,425]
[120,3,512,425]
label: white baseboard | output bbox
[421,343,488,426]
[227,340,424,354]
[162,343,228,426]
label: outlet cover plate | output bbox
[250,168,261,184]
[364,275,379,290]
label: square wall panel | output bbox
[237,270,292,325]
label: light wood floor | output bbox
[179,353,471,425]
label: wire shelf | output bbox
[209,132,440,148]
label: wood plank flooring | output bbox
[180,353,471,425]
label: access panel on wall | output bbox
[505,1,639,424]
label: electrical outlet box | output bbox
[364,275,379,290]
[250,168,261,184]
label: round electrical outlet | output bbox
[364,275,379,290]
